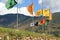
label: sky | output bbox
[0,0,60,16]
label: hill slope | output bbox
[0,12,60,34]
[0,14,42,28]
[0,27,57,40]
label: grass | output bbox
[0,27,58,40]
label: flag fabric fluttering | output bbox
[43,9,50,17]
[30,22,35,27]
[35,17,50,26]
[45,14,52,26]
[35,10,43,16]
[43,9,52,26]
[34,9,52,26]
[5,0,17,9]
[45,18,49,26]
[27,3,34,15]
[39,18,46,25]
[35,9,50,17]
[49,13,52,20]
[35,9,52,26]
[34,22,38,26]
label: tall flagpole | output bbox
[32,0,34,27]
[47,9,50,34]
[17,0,18,29]
[31,0,34,27]
[42,0,45,33]
[48,1,52,34]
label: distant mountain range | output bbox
[0,14,42,27]
[0,12,60,33]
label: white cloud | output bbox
[38,0,46,5]
[0,2,34,16]
[38,0,42,4]
[38,0,60,13]
[15,0,23,4]
[0,0,23,4]
[0,2,17,15]
[19,7,33,16]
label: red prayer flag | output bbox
[39,18,46,25]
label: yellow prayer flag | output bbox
[49,13,52,20]
[43,9,50,16]
[35,10,43,16]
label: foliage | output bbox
[0,27,58,40]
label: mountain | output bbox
[52,12,60,23]
[0,12,60,35]
[50,12,60,29]
[0,14,42,28]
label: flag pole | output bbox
[42,0,45,33]
[32,0,34,26]
[17,0,18,30]
[48,2,52,35]
[48,9,50,34]
[31,0,34,27]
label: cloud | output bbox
[0,0,23,4]
[15,0,23,4]
[0,2,17,15]
[38,0,42,4]
[38,0,60,13]
[19,7,33,16]
[0,2,34,16]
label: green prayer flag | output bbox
[45,20,49,26]
[6,0,17,9]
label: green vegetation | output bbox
[0,27,40,36]
[0,27,58,40]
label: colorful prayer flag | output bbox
[45,19,49,26]
[39,18,46,25]
[49,13,52,20]
[30,22,35,27]
[27,3,34,15]
[35,22,38,26]
[6,0,17,9]
[35,10,43,16]
[43,9,50,17]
